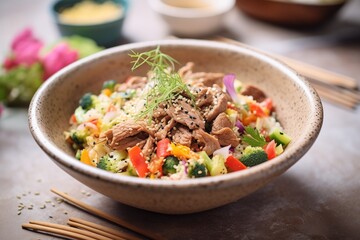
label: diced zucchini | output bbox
[270,127,291,146]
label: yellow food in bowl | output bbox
[59,1,123,25]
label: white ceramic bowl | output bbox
[149,0,235,37]
[28,39,323,214]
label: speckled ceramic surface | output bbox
[28,39,323,214]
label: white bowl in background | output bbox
[149,0,236,37]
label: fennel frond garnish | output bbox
[129,46,195,120]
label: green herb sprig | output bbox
[129,46,195,120]
[243,126,267,147]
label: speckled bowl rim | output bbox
[29,39,323,190]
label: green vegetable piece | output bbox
[70,130,88,145]
[162,156,180,175]
[74,106,86,123]
[75,149,82,160]
[240,146,268,167]
[243,126,267,147]
[79,93,93,110]
[102,80,116,91]
[270,127,291,146]
[97,151,127,173]
[188,162,207,178]
[199,151,227,176]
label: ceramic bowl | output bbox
[149,0,235,37]
[52,0,129,47]
[236,0,347,27]
[28,39,323,214]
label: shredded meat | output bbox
[211,113,239,147]
[117,76,147,91]
[142,136,155,158]
[101,121,153,150]
[154,118,176,140]
[241,85,267,102]
[185,72,224,87]
[101,62,244,158]
[193,129,220,156]
[211,113,233,132]
[165,97,205,130]
[153,103,168,119]
[195,87,214,108]
[178,62,194,78]
[212,128,239,147]
[172,125,192,147]
[179,62,224,87]
[202,88,229,121]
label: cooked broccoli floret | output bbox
[97,151,128,173]
[240,146,268,167]
[102,80,116,91]
[162,156,179,175]
[79,93,94,110]
[199,152,227,176]
[70,129,89,145]
[188,162,207,178]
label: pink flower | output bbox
[3,28,43,70]
[0,103,3,117]
[42,43,79,79]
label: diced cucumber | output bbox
[270,127,291,146]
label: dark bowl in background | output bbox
[236,0,347,27]
[52,0,129,47]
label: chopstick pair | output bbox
[212,36,360,109]
[22,188,165,240]
[22,218,126,240]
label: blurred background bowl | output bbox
[52,0,129,47]
[149,0,235,37]
[236,0,348,27]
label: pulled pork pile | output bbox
[100,62,242,159]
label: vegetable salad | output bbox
[65,47,291,180]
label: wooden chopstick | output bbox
[310,81,359,108]
[23,222,101,240]
[213,36,359,90]
[68,217,140,240]
[51,188,164,240]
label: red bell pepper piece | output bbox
[128,146,149,178]
[156,138,171,158]
[250,102,267,117]
[225,155,247,172]
[264,140,276,160]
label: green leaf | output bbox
[243,126,267,147]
